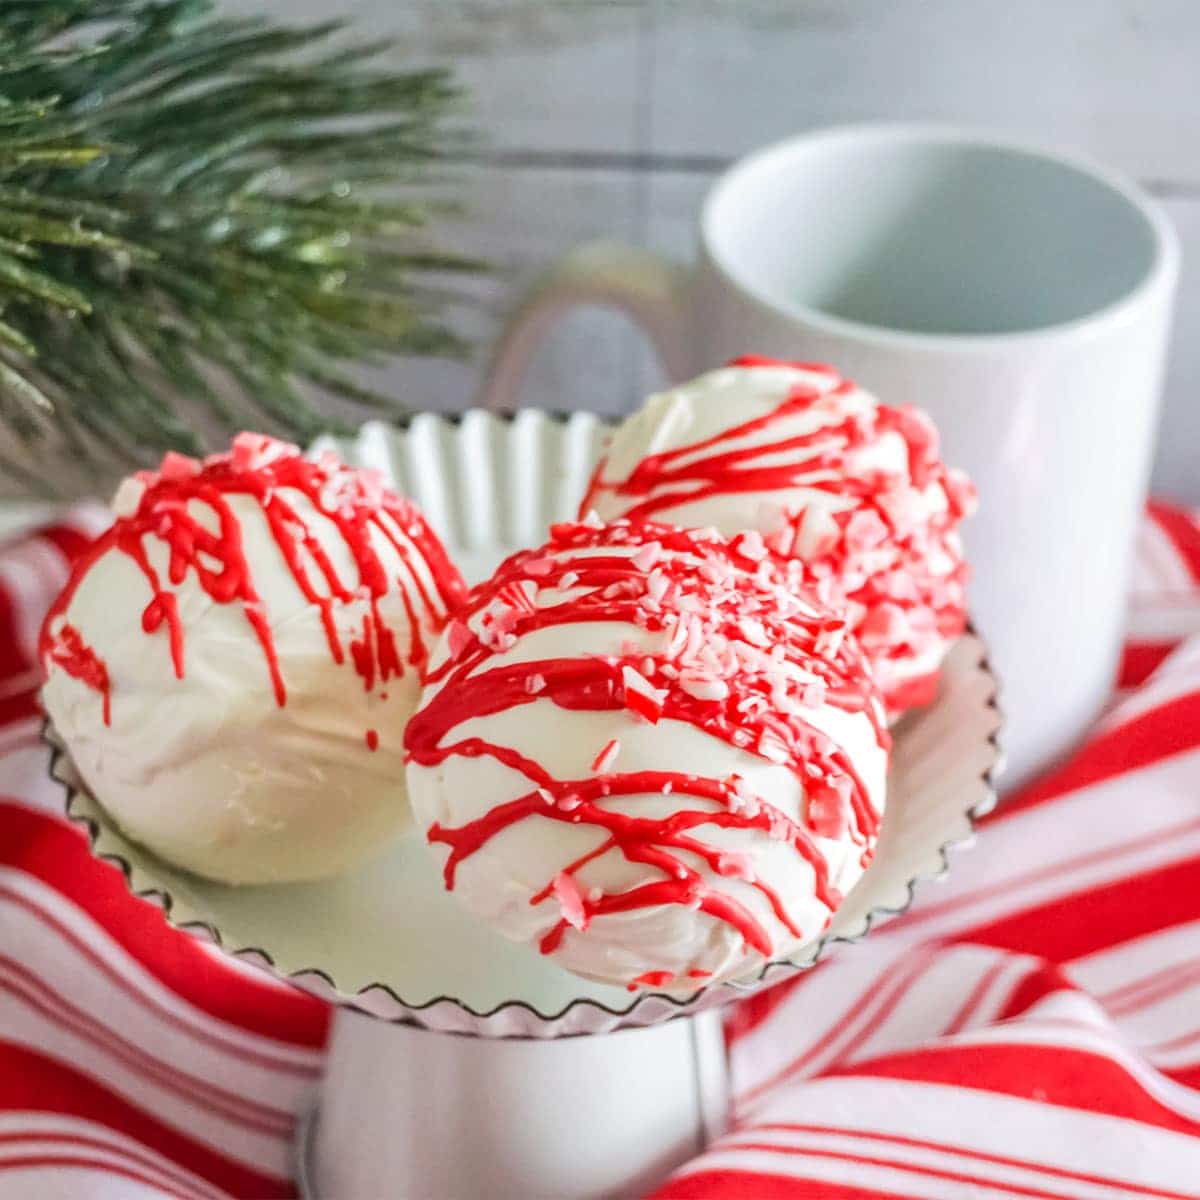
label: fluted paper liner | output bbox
[48,410,1002,1039]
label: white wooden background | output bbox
[128,4,1200,502]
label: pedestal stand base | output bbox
[296,1006,729,1200]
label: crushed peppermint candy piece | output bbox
[733,529,768,562]
[498,579,538,616]
[738,616,770,648]
[756,727,791,764]
[591,738,621,773]
[622,665,666,723]
[632,540,662,571]
[808,776,853,838]
[479,625,517,653]
[550,872,589,930]
[859,601,910,647]
[844,508,890,553]
[815,621,847,658]
[646,567,670,603]
[111,476,148,519]
[229,431,296,473]
[158,451,201,482]
[679,672,730,702]
[716,851,756,882]
[445,619,474,661]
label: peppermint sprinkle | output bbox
[499,580,538,616]
[716,852,755,881]
[622,665,666,723]
[738,616,770,648]
[591,738,621,773]
[446,619,474,661]
[734,529,768,562]
[815,621,847,658]
[679,673,730,702]
[757,727,791,764]
[632,540,662,571]
[159,451,201,482]
[550,872,589,930]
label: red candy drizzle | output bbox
[43,623,111,726]
[580,356,976,710]
[405,521,889,985]
[39,434,467,723]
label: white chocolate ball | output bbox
[583,359,976,711]
[41,434,467,884]
[406,520,888,991]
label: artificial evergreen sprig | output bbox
[0,0,478,489]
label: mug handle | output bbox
[478,241,692,411]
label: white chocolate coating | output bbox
[584,361,975,711]
[406,521,888,991]
[41,437,465,884]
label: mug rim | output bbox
[699,122,1180,351]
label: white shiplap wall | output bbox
[253,2,1200,499]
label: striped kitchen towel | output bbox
[2,503,1200,1199]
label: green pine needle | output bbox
[0,0,481,486]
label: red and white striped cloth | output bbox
[2,503,1200,1199]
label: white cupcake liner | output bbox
[47,410,1002,1040]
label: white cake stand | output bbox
[49,412,1003,1199]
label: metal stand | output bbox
[296,1007,730,1200]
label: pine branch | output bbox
[0,0,481,486]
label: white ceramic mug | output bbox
[482,124,1179,790]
